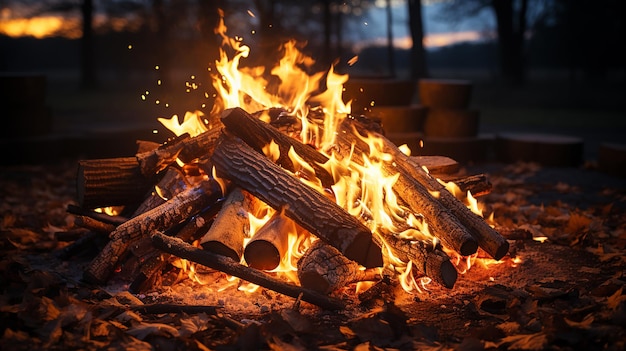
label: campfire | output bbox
[72,15,510,310]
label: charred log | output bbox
[151,231,345,310]
[211,134,383,268]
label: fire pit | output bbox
[1,14,625,351]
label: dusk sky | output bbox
[0,1,498,50]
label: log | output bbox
[135,133,189,176]
[200,187,255,262]
[244,210,295,271]
[423,108,480,138]
[436,173,492,198]
[211,134,383,268]
[344,119,508,260]
[84,179,223,284]
[131,167,189,215]
[297,240,382,294]
[66,204,127,226]
[76,127,223,209]
[377,233,457,289]
[129,206,221,293]
[74,216,116,234]
[418,79,472,109]
[76,157,155,209]
[220,107,336,188]
[412,155,460,175]
[334,120,479,257]
[151,231,346,310]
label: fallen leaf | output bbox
[126,322,179,340]
[498,332,548,350]
[564,314,594,329]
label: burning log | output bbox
[129,206,220,293]
[438,173,492,198]
[84,178,223,284]
[297,240,382,294]
[377,233,457,289]
[340,119,508,260]
[211,134,383,268]
[220,107,335,188]
[199,187,255,262]
[392,145,508,260]
[244,209,296,271]
[74,215,116,234]
[77,157,155,209]
[76,127,223,209]
[151,231,346,310]
[332,121,478,257]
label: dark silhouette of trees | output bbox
[407,0,428,79]
[530,0,624,83]
[80,0,96,89]
[441,0,529,85]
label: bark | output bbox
[378,233,457,289]
[211,134,383,268]
[200,187,255,262]
[334,121,479,257]
[129,206,220,293]
[74,216,116,234]
[343,119,508,260]
[76,157,154,209]
[84,179,223,284]
[297,240,382,294]
[131,167,189,216]
[437,173,492,198]
[151,231,346,310]
[220,107,335,188]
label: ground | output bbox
[0,158,624,350]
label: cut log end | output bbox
[345,233,383,269]
[460,240,479,257]
[492,239,510,261]
[298,271,331,295]
[439,260,458,289]
[244,240,281,271]
[201,241,241,263]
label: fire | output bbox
[155,12,499,295]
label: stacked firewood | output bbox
[71,107,508,309]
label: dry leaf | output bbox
[564,314,594,329]
[498,332,548,350]
[127,322,179,340]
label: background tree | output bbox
[407,0,428,79]
[440,0,529,85]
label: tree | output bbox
[441,0,529,85]
[407,0,428,79]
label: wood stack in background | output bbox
[343,78,425,135]
[386,79,493,163]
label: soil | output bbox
[1,159,625,350]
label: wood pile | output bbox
[71,107,508,308]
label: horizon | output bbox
[0,1,495,51]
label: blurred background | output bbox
[1,0,624,164]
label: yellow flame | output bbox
[158,110,208,137]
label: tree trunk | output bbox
[407,0,428,79]
[80,0,96,89]
[386,0,396,77]
[492,0,526,85]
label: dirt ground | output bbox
[1,158,624,350]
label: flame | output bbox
[157,12,503,295]
[94,206,123,216]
